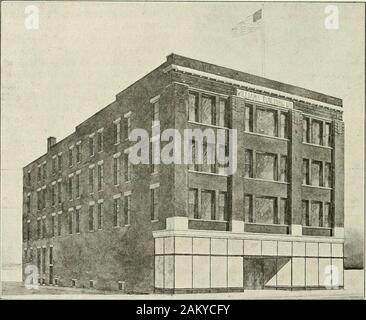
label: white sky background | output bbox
[1,2,364,274]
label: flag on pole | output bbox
[232,8,263,37]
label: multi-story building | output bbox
[23,54,344,293]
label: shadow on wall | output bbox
[345,227,364,269]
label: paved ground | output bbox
[1,270,364,299]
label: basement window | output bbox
[118,281,125,292]
[89,280,95,288]
[71,279,77,287]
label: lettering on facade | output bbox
[237,89,294,109]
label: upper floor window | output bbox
[302,159,310,185]
[68,176,73,200]
[76,143,82,163]
[188,92,199,122]
[37,166,42,182]
[89,136,94,157]
[42,163,47,181]
[52,157,56,174]
[324,123,332,147]
[89,205,94,231]
[57,153,62,172]
[75,208,81,233]
[26,194,31,214]
[124,195,131,225]
[97,202,103,230]
[311,160,322,187]
[201,95,216,125]
[150,187,159,221]
[312,120,322,145]
[200,189,215,220]
[152,99,159,122]
[68,148,73,167]
[256,152,277,181]
[75,173,81,198]
[256,108,277,136]
[324,163,332,188]
[114,120,121,144]
[218,99,228,127]
[27,171,31,185]
[113,156,120,186]
[188,188,198,219]
[303,116,332,147]
[97,130,103,153]
[123,113,131,140]
[97,163,104,191]
[113,197,120,227]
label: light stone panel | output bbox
[193,237,210,254]
[244,240,261,256]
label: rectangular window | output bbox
[244,104,253,132]
[57,180,62,204]
[37,219,41,239]
[68,176,73,200]
[57,213,62,236]
[42,247,46,272]
[150,188,159,221]
[324,163,332,188]
[189,139,198,172]
[150,141,158,174]
[302,200,309,226]
[27,194,31,214]
[278,198,288,225]
[124,195,131,225]
[244,150,253,178]
[51,185,56,206]
[89,205,94,231]
[310,201,322,227]
[188,188,198,219]
[153,100,159,122]
[201,141,215,173]
[27,221,31,241]
[303,118,310,143]
[113,157,120,186]
[254,197,277,224]
[279,155,288,182]
[75,208,80,233]
[52,157,56,173]
[256,152,277,181]
[51,215,55,237]
[188,92,199,122]
[113,198,119,227]
[97,203,103,230]
[76,144,81,163]
[76,174,80,198]
[324,123,331,147]
[218,98,228,127]
[122,118,129,140]
[42,218,46,239]
[323,203,332,228]
[27,171,31,185]
[89,168,94,193]
[42,188,46,209]
[217,192,228,221]
[37,166,42,181]
[97,164,103,191]
[58,154,62,171]
[37,248,41,275]
[68,148,73,167]
[114,121,121,144]
[124,153,130,182]
[97,131,103,153]
[42,163,47,181]
[89,136,94,156]
[37,190,41,210]
[302,159,310,185]
[68,211,73,234]
[49,246,53,265]
[200,190,215,220]
[201,95,215,125]
[312,120,322,145]
[256,108,277,136]
[279,112,288,138]
[311,161,322,186]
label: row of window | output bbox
[302,159,332,188]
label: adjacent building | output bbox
[23,54,345,293]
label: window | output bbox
[113,157,120,186]
[311,161,322,186]
[76,174,80,198]
[26,220,31,241]
[302,118,310,143]
[124,195,131,225]
[75,208,81,233]
[255,197,277,224]
[123,115,131,140]
[68,176,73,200]
[58,154,62,171]
[188,188,198,219]
[310,201,322,227]
[52,157,56,173]
[113,198,120,227]
[97,163,103,191]
[279,112,288,138]
[124,153,130,182]
[114,121,121,144]
[89,280,94,288]
[42,163,47,181]
[150,141,158,174]
[152,100,159,122]
[200,190,215,220]
[37,166,42,182]
[76,144,81,163]
[27,171,31,185]
[201,95,215,125]
[37,248,41,273]
[201,140,215,173]
[256,152,277,181]
[49,246,53,265]
[217,192,228,221]
[71,279,76,287]
[42,218,46,239]
[244,195,253,222]
[324,163,332,188]
[97,202,103,230]
[37,190,41,210]
[188,92,199,122]
[97,131,103,153]
[42,188,46,209]
[68,148,73,167]
[256,108,276,136]
[302,159,310,185]
[302,200,309,226]
[57,213,62,236]
[68,210,73,234]
[150,188,159,221]
[89,136,94,157]
[27,194,31,214]
[323,203,332,228]
[57,180,62,204]
[218,99,228,127]
[312,120,322,145]
[51,184,56,206]
[244,149,253,178]
[278,198,288,225]
[244,104,253,132]
[89,205,94,231]
[42,247,46,272]
[89,167,94,193]
[189,139,198,171]
[279,156,288,182]
[51,215,55,237]
[324,123,331,147]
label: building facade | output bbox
[23,54,344,293]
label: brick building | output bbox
[23,54,344,293]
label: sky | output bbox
[1,2,364,277]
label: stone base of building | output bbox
[153,229,344,293]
